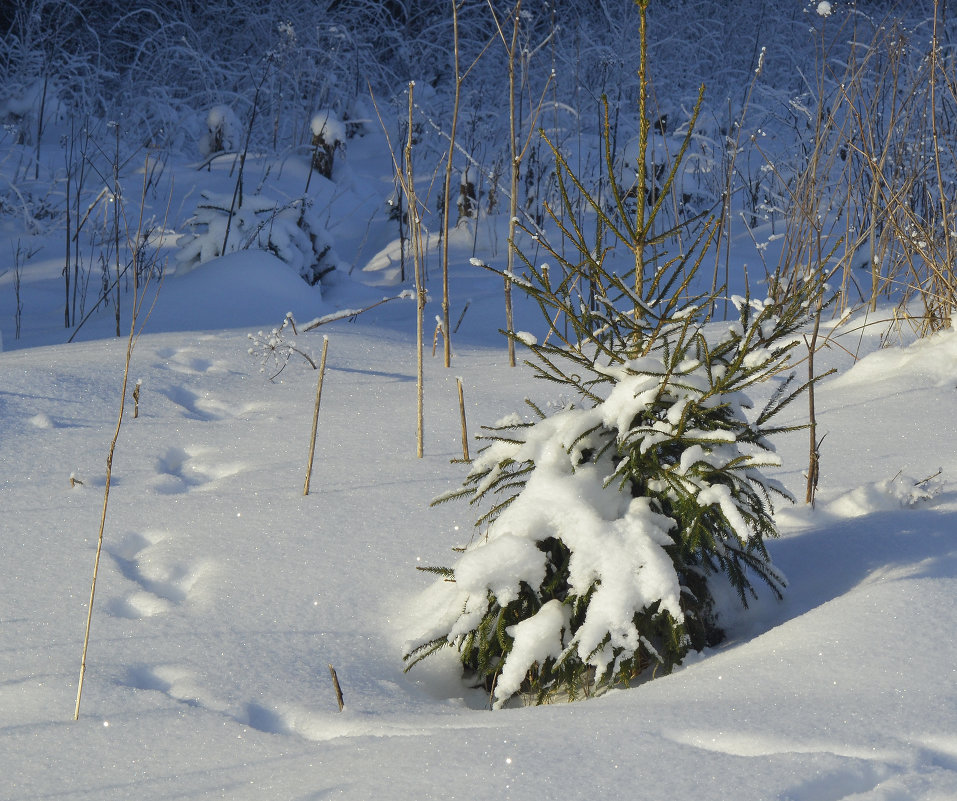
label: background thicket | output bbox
[3,0,954,333]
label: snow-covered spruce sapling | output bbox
[405,85,821,709]
[175,191,339,287]
[404,285,815,707]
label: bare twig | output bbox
[328,664,345,711]
[303,337,330,496]
[457,377,470,462]
[453,300,470,333]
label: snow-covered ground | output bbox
[4,86,957,801]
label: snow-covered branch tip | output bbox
[469,257,535,291]
[300,291,415,331]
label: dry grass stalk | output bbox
[502,1,520,368]
[75,154,164,721]
[432,318,445,357]
[438,0,462,369]
[437,3,493,368]
[404,83,427,459]
[303,336,330,496]
[457,377,470,462]
[368,83,426,458]
[328,664,345,712]
[488,0,552,367]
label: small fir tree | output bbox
[404,3,822,708]
[404,273,817,707]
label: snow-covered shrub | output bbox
[0,78,68,146]
[198,105,242,158]
[176,191,339,287]
[405,46,821,706]
[309,111,345,179]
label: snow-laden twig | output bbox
[248,293,416,379]
[301,291,415,331]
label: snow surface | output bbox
[4,107,957,801]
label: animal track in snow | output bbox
[663,729,893,801]
[915,735,957,772]
[152,445,245,494]
[154,346,229,376]
[663,728,893,761]
[123,665,225,710]
[106,529,210,619]
[236,699,498,743]
[156,385,259,422]
[107,589,173,619]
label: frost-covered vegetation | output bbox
[4,1,957,797]
[3,0,956,330]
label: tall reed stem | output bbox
[74,156,161,720]
[405,83,426,458]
